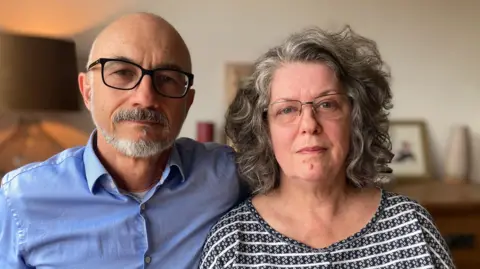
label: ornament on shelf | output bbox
[443,124,471,183]
[196,121,214,143]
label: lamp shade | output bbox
[0,32,80,111]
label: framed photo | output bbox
[223,62,254,147]
[225,62,254,105]
[389,120,433,182]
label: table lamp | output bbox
[0,32,80,175]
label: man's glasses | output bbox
[265,93,350,125]
[87,58,194,98]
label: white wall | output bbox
[1,0,479,181]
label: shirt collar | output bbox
[168,141,186,182]
[83,130,186,193]
[83,131,109,193]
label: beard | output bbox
[89,91,175,158]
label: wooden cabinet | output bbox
[388,182,480,269]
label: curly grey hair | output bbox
[225,25,394,194]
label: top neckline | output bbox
[245,187,388,252]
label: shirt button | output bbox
[141,204,146,211]
[145,256,151,264]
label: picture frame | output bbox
[223,62,254,147]
[388,120,433,182]
[224,62,254,105]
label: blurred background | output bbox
[0,0,478,179]
[1,0,478,180]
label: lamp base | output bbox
[0,117,64,173]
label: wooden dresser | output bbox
[388,182,480,269]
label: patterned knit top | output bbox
[199,190,455,269]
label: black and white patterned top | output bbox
[199,190,455,269]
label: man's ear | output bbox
[78,72,92,111]
[185,88,195,114]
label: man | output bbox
[0,13,245,268]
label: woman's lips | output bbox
[297,146,328,153]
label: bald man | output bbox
[0,13,246,269]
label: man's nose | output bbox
[131,75,158,107]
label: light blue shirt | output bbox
[0,131,245,269]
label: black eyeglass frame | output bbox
[87,58,194,98]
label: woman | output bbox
[200,26,454,268]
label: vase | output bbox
[443,125,470,183]
[196,122,214,143]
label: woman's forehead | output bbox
[269,62,340,101]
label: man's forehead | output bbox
[88,14,192,72]
[92,37,190,71]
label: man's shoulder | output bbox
[173,137,244,191]
[1,146,86,192]
[174,137,236,171]
[175,137,235,157]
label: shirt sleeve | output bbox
[198,232,228,269]
[198,252,221,269]
[198,206,240,269]
[414,205,456,269]
[0,182,29,269]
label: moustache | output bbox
[113,108,169,127]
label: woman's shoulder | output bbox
[204,199,261,244]
[380,189,435,222]
[200,199,260,269]
[212,199,256,228]
[382,189,425,206]
[379,190,455,268]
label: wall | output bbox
[1,0,479,181]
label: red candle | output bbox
[197,122,214,142]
